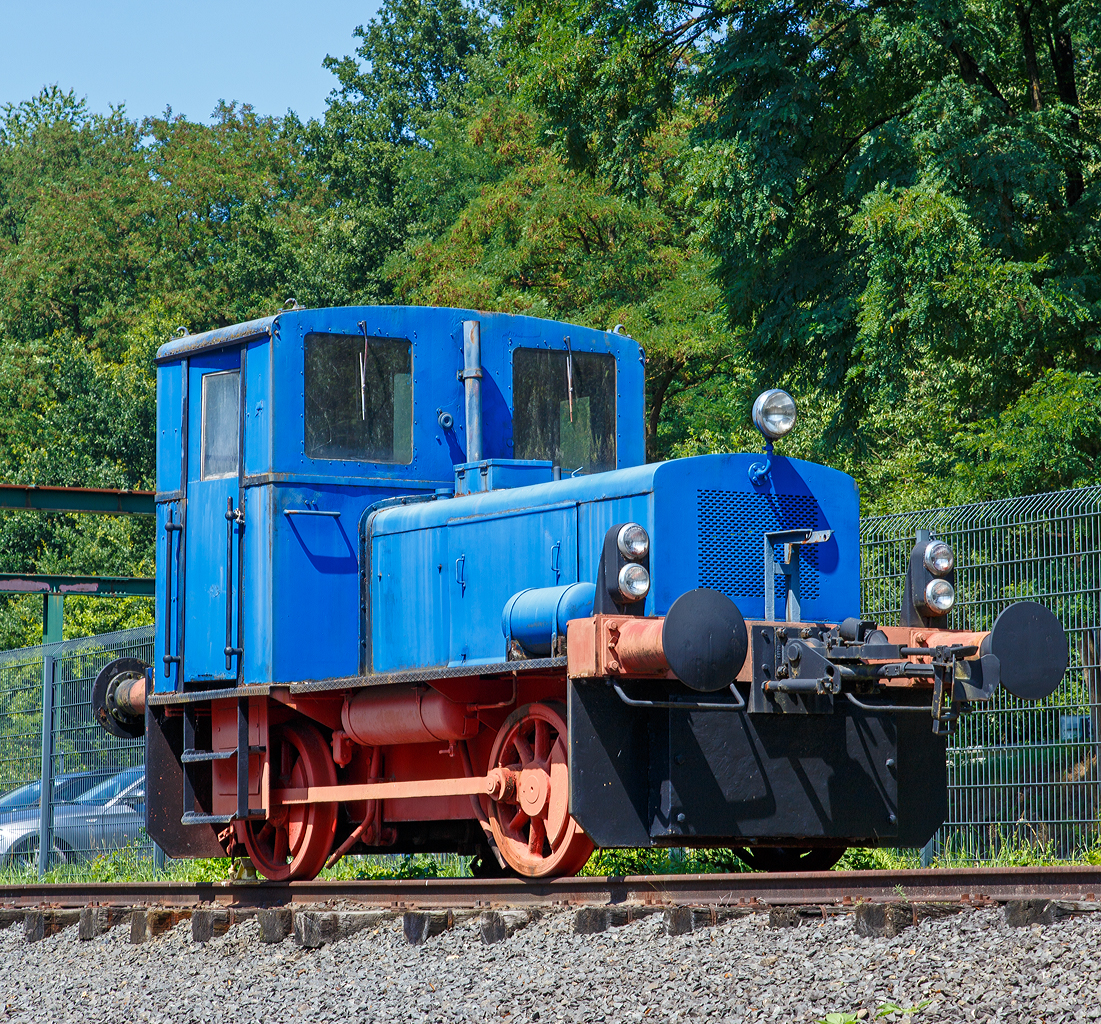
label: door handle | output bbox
[455,554,466,594]
[224,497,244,672]
[551,541,561,583]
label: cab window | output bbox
[200,370,240,480]
[304,333,413,464]
[512,348,616,474]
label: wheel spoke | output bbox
[534,720,550,763]
[506,806,529,833]
[527,816,546,856]
[273,826,289,864]
[512,731,533,766]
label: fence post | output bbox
[37,652,56,878]
[42,594,63,645]
[920,836,935,867]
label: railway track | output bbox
[3,865,1100,910]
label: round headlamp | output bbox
[923,540,954,576]
[924,578,956,614]
[617,563,650,602]
[616,523,649,561]
[751,389,798,440]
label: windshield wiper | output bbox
[564,336,574,423]
[358,320,370,420]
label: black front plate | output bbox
[660,708,898,842]
[569,679,946,849]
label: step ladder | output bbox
[181,697,265,825]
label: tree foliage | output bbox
[508,0,1101,507]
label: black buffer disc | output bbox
[91,657,149,740]
[662,588,749,692]
[985,601,1067,702]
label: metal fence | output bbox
[862,486,1101,862]
[0,625,152,874]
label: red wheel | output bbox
[237,721,337,881]
[486,702,594,878]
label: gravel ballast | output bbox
[0,905,1098,1023]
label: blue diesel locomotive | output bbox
[92,305,1068,878]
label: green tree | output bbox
[392,98,743,456]
[0,89,319,646]
[507,0,1101,502]
[295,0,493,306]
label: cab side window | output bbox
[513,349,616,473]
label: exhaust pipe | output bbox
[462,320,483,462]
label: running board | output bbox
[181,810,265,826]
[182,749,235,762]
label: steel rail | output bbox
[1,866,1100,910]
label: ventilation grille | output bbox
[698,489,822,603]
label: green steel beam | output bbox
[0,574,155,597]
[0,484,155,516]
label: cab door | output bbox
[183,351,244,685]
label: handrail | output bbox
[163,513,183,677]
[612,682,747,712]
[845,692,931,713]
[224,498,244,671]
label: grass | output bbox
[579,847,751,876]
[2,833,1099,884]
[0,848,233,885]
[833,836,1101,873]
[0,847,473,885]
[817,1001,932,1023]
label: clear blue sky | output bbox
[0,0,383,123]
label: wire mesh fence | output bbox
[0,486,1099,872]
[0,626,151,872]
[861,486,1101,861]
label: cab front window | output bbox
[512,348,616,474]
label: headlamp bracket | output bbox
[748,440,773,486]
[764,529,832,623]
[901,529,957,628]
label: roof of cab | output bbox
[155,315,278,364]
[154,305,643,365]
